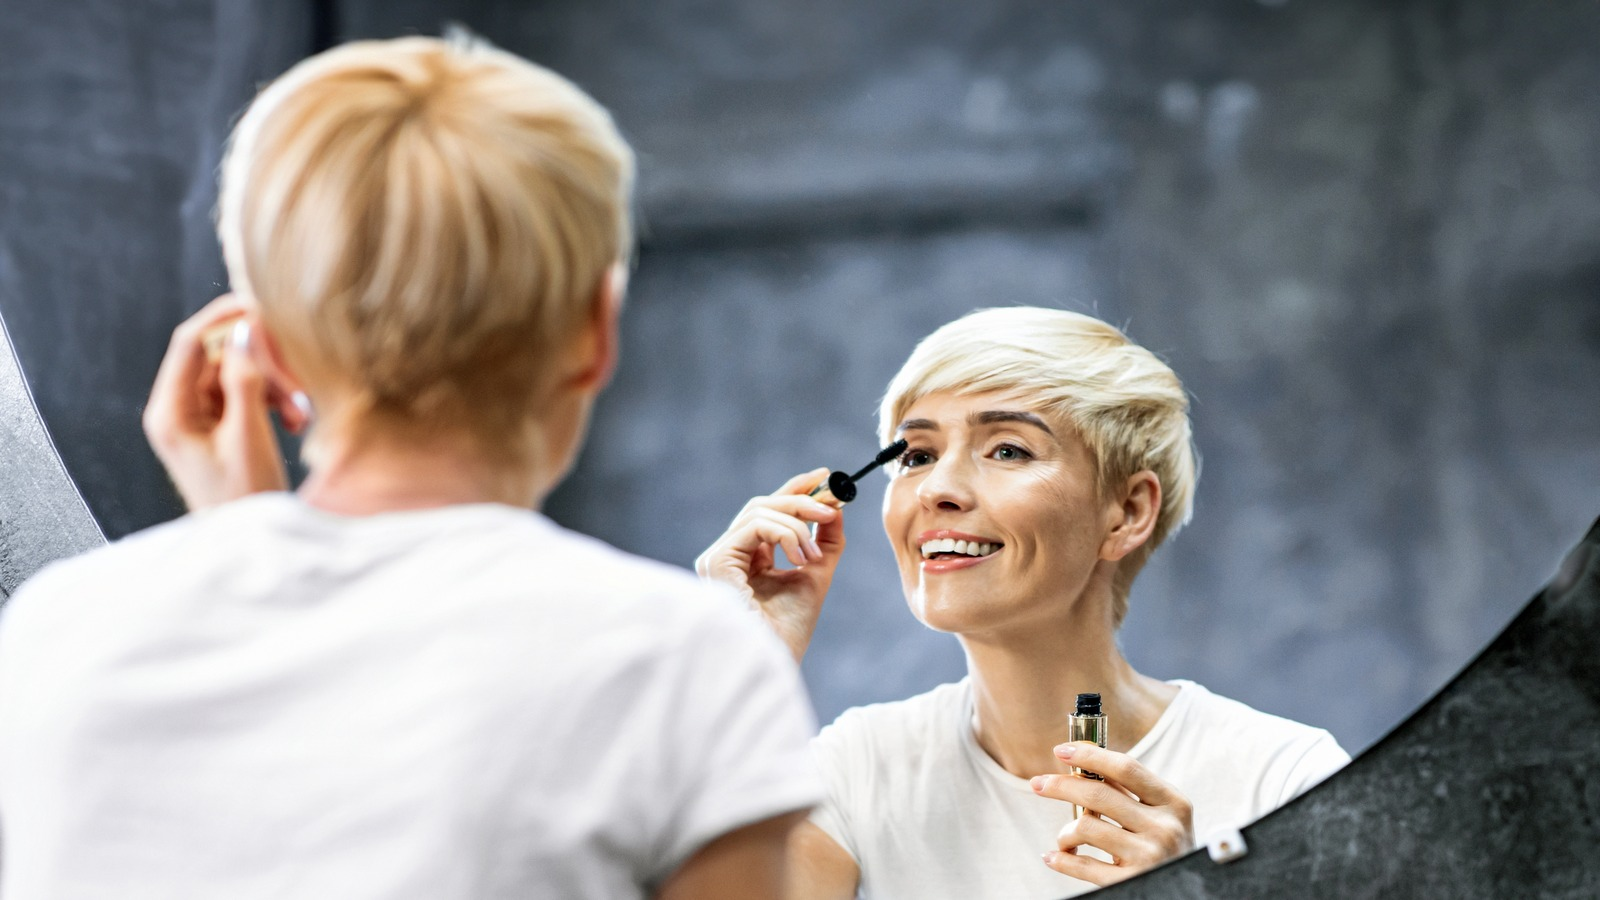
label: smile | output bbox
[919,538,1003,560]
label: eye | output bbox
[991,442,1033,462]
[898,447,935,469]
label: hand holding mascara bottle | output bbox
[695,439,907,662]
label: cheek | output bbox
[1010,474,1105,554]
[881,480,913,535]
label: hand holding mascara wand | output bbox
[696,438,906,663]
[808,438,909,506]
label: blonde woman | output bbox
[699,306,1349,898]
[0,37,818,899]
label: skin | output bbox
[697,388,1196,896]
[144,269,804,900]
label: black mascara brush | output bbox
[808,438,909,505]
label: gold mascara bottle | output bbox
[1068,692,1107,819]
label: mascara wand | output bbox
[808,438,909,505]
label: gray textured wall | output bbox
[1,0,1597,758]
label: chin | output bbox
[907,587,1005,635]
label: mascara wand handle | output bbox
[807,470,858,505]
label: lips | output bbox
[915,531,1004,571]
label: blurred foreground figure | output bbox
[0,35,818,900]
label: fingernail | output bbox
[1042,851,1057,865]
[229,320,252,353]
[1055,743,1076,760]
[291,391,314,420]
[1030,775,1045,792]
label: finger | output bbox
[218,323,273,431]
[216,324,289,495]
[146,296,248,424]
[281,390,314,434]
[711,507,822,571]
[1055,808,1128,858]
[1036,767,1195,869]
[238,314,313,434]
[1049,805,1185,886]
[812,505,846,555]
[739,503,832,558]
[264,385,313,435]
[736,490,839,526]
[746,507,819,566]
[1030,774,1139,826]
[1053,743,1189,811]
[1041,840,1132,887]
[749,542,774,574]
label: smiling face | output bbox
[883,389,1126,638]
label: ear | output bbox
[569,262,626,393]
[1099,470,1161,562]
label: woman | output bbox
[0,36,818,899]
[698,306,1349,898]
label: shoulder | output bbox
[1169,680,1344,757]
[1151,681,1350,815]
[3,502,209,620]
[812,679,969,772]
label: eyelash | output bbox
[992,442,1033,462]
[897,442,1034,469]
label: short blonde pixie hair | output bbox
[879,307,1197,628]
[217,34,635,462]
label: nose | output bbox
[917,452,977,512]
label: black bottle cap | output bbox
[1075,692,1102,716]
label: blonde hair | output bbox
[879,307,1197,627]
[216,34,635,462]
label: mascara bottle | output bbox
[1068,692,1107,819]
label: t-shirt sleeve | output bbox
[1271,729,1352,807]
[805,712,862,864]
[646,593,823,882]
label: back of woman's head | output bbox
[879,306,1197,626]
[216,34,634,460]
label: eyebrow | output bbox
[896,410,1055,436]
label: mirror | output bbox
[4,0,1597,779]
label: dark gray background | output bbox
[2,0,1597,756]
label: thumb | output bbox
[215,322,288,495]
[218,322,273,430]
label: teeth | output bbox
[919,539,1000,559]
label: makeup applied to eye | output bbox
[893,407,1056,470]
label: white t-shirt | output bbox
[811,678,1349,899]
[0,494,822,899]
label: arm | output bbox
[1030,742,1195,886]
[785,820,861,900]
[695,470,846,662]
[656,811,809,900]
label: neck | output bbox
[297,431,553,516]
[960,604,1178,779]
